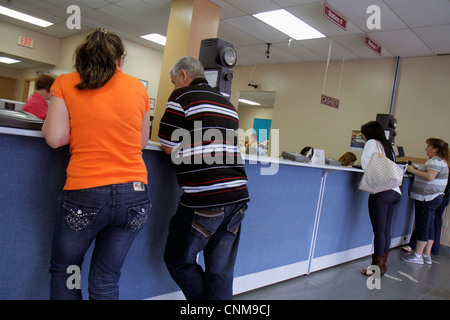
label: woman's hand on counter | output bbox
[406,164,438,181]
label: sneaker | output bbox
[422,254,432,265]
[401,252,423,265]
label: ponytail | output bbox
[74,28,124,90]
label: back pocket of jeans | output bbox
[127,201,151,231]
[63,201,99,232]
[227,204,247,235]
[191,207,225,238]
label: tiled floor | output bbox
[234,246,450,300]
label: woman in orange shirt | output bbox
[42,28,151,300]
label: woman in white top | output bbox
[360,121,402,277]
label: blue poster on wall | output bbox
[253,118,272,142]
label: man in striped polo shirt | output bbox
[159,56,250,300]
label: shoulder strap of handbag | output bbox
[376,140,397,162]
[375,141,385,158]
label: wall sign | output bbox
[17,36,34,48]
[321,94,340,109]
[323,3,347,31]
[364,35,382,56]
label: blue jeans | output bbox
[164,202,247,300]
[368,190,402,256]
[414,195,443,242]
[49,182,151,300]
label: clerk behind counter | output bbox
[22,74,56,120]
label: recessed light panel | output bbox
[0,57,21,64]
[0,5,53,28]
[140,33,167,46]
[239,99,261,106]
[253,9,325,41]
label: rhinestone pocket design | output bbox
[63,203,99,232]
[127,204,150,230]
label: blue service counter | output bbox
[0,127,414,299]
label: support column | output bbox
[150,0,221,141]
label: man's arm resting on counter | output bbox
[42,96,70,149]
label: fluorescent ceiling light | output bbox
[0,57,21,64]
[0,5,53,27]
[239,99,261,106]
[140,33,167,46]
[253,9,325,41]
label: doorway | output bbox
[0,76,17,100]
[253,118,272,142]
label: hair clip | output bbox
[99,28,108,35]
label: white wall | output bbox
[231,56,450,160]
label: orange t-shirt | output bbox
[51,67,150,190]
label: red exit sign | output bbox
[323,3,347,31]
[17,35,34,48]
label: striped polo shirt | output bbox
[410,156,449,201]
[158,78,249,208]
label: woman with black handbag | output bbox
[360,121,402,277]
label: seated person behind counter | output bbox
[338,152,357,167]
[246,133,266,156]
[22,74,56,120]
[300,146,313,159]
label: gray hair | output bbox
[169,56,205,79]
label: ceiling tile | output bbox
[235,46,277,65]
[223,15,290,43]
[273,0,323,6]
[368,29,434,57]
[217,21,263,46]
[384,0,450,27]
[222,0,281,14]
[115,0,156,16]
[413,24,450,54]
[209,0,247,19]
[326,0,407,32]
[272,41,324,62]
[245,43,302,64]
[300,37,360,60]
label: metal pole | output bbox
[389,56,401,115]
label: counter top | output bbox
[0,125,362,173]
[0,126,162,151]
[244,154,364,173]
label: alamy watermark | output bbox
[366,265,381,290]
[168,121,279,176]
[366,5,381,30]
[66,5,81,30]
[66,265,81,290]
